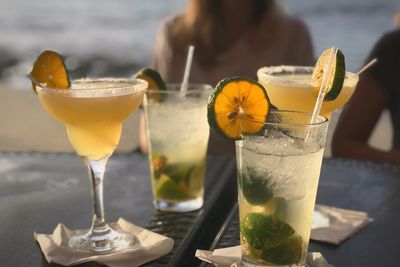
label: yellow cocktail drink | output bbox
[35,78,147,252]
[37,80,144,160]
[30,49,149,253]
[257,66,359,118]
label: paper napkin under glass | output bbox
[311,204,373,245]
[196,246,334,267]
[34,218,174,267]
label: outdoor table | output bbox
[0,151,236,266]
[1,152,399,267]
[205,158,400,267]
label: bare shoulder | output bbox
[155,13,187,50]
[158,14,184,36]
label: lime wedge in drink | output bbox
[240,168,273,205]
[156,179,190,200]
[151,153,168,180]
[261,234,304,265]
[240,213,295,250]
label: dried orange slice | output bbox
[207,77,271,140]
[29,50,70,92]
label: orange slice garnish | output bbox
[207,77,271,140]
[29,50,70,92]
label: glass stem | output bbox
[85,157,109,230]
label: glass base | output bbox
[69,224,135,253]
[311,210,331,229]
[154,196,203,212]
[242,258,305,267]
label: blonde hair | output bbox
[170,0,279,64]
[395,10,400,27]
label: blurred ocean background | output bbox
[0,0,399,88]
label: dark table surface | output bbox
[206,158,400,267]
[0,151,237,267]
[2,152,400,267]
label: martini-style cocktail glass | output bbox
[36,78,147,252]
[257,66,359,229]
[257,66,359,119]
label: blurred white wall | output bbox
[0,84,140,153]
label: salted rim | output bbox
[33,78,148,97]
[257,65,358,87]
[145,83,213,95]
[243,109,328,128]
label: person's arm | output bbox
[139,19,173,154]
[332,75,400,164]
[138,110,148,153]
[151,18,174,81]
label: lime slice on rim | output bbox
[133,68,167,101]
[29,50,70,92]
[312,48,345,101]
[207,77,271,140]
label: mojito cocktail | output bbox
[143,84,211,212]
[257,65,358,230]
[237,110,328,266]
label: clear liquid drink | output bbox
[143,84,211,212]
[236,110,329,266]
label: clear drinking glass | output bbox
[143,84,211,212]
[257,66,358,229]
[35,78,147,252]
[236,110,329,266]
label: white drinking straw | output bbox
[357,58,378,75]
[310,47,338,124]
[180,45,195,95]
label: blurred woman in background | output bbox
[152,0,314,85]
[141,0,315,155]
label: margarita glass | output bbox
[237,110,328,266]
[36,78,147,252]
[257,66,359,119]
[143,84,211,212]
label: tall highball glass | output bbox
[236,110,328,266]
[143,84,211,212]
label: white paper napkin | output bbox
[196,246,333,267]
[311,204,373,245]
[35,218,174,267]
